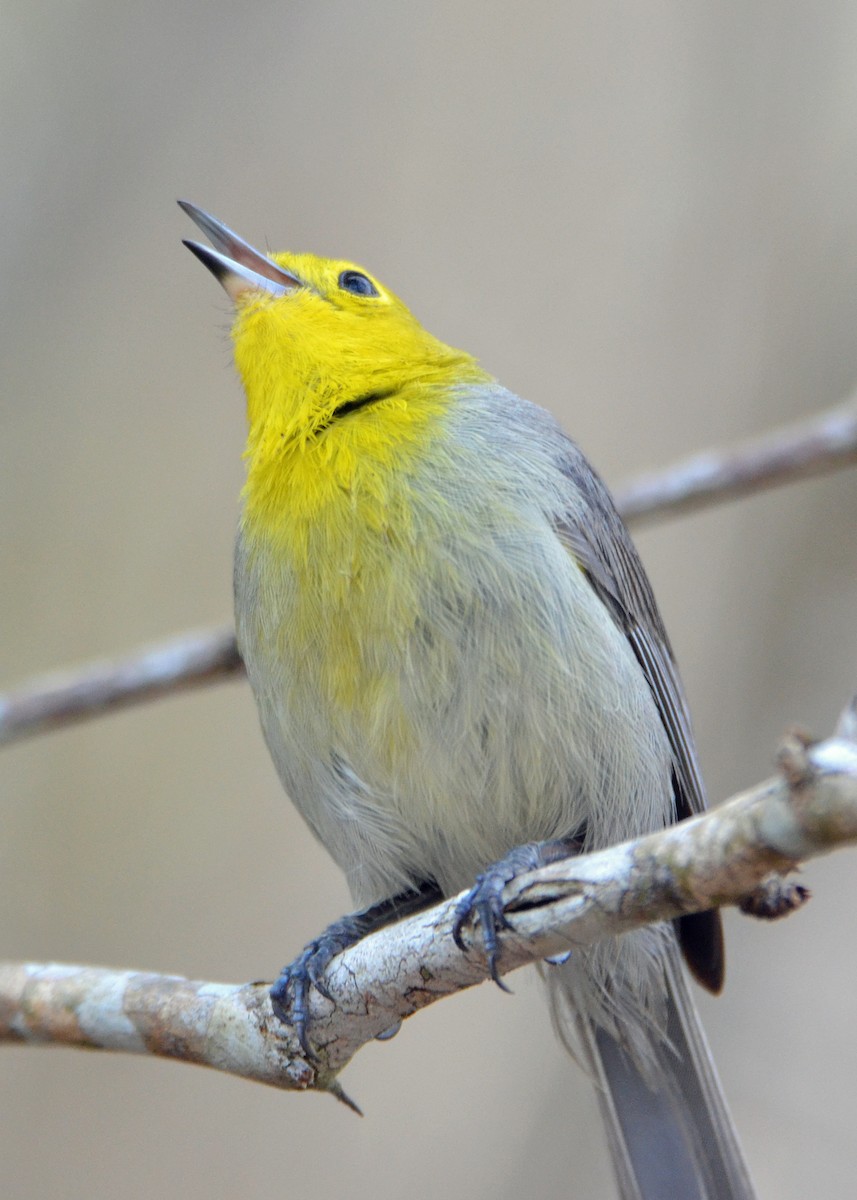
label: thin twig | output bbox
[2,707,855,1093]
[0,628,242,747]
[1,398,856,748]
[615,396,857,524]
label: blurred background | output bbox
[2,2,857,1196]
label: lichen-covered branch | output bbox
[1,399,856,749]
[2,705,855,1098]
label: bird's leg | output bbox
[452,835,584,990]
[271,879,442,1055]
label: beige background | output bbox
[2,3,857,1197]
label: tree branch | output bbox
[615,395,857,524]
[0,627,243,747]
[3,703,855,1097]
[1,398,856,749]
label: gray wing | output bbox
[553,436,723,991]
[553,437,705,823]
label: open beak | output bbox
[179,200,300,301]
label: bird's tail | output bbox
[546,938,756,1200]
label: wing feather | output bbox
[553,437,723,991]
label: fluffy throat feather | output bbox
[314,386,398,432]
[239,381,457,551]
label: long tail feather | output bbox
[548,940,755,1200]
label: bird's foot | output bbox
[270,881,442,1056]
[452,837,581,990]
[271,917,363,1056]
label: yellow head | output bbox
[181,202,489,536]
[232,251,479,437]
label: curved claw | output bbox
[451,900,472,952]
[268,889,443,1056]
[270,932,345,1057]
[452,870,518,992]
[307,960,336,1004]
[271,960,314,1056]
[451,840,579,991]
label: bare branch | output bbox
[615,396,857,524]
[3,707,855,1095]
[1,397,855,748]
[0,627,242,747]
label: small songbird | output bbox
[181,201,755,1200]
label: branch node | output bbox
[739,874,811,920]
[776,728,817,789]
[835,694,857,746]
[328,1079,364,1116]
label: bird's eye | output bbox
[339,270,378,297]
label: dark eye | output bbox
[339,270,378,297]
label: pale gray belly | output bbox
[236,523,673,908]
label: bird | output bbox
[181,200,755,1200]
